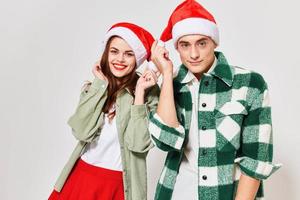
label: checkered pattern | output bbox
[149,52,281,200]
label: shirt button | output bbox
[202,103,207,108]
[204,81,209,86]
[202,175,207,180]
[202,126,206,130]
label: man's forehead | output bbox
[177,34,211,43]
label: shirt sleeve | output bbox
[149,112,185,152]
[68,77,108,142]
[124,85,160,153]
[235,79,282,180]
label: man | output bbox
[149,0,281,199]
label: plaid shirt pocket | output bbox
[215,101,248,152]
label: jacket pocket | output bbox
[215,101,248,152]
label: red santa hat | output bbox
[102,22,155,67]
[160,0,219,47]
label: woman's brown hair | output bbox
[100,36,139,119]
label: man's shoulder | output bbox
[231,65,268,91]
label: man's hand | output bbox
[151,40,173,75]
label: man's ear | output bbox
[212,39,217,49]
[175,42,179,51]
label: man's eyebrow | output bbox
[178,40,190,44]
[196,38,208,42]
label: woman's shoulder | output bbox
[81,80,92,93]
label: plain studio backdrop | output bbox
[0,0,299,199]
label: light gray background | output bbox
[0,0,299,199]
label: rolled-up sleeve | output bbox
[235,84,281,180]
[149,112,185,152]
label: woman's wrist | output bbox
[134,86,145,105]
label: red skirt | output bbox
[49,159,124,200]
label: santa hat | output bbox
[101,22,155,67]
[160,0,219,47]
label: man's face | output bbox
[176,34,216,77]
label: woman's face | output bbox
[108,37,136,78]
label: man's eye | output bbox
[180,43,189,48]
[198,41,207,47]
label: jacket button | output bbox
[201,149,207,155]
[202,126,206,130]
[204,81,209,86]
[202,175,207,180]
[202,103,207,107]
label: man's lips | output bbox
[188,60,203,66]
[112,63,127,70]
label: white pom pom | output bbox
[157,40,165,47]
[147,61,158,71]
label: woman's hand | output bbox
[134,70,158,105]
[136,70,158,91]
[92,60,107,81]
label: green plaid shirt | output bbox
[149,51,281,200]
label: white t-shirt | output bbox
[81,113,123,171]
[172,57,217,200]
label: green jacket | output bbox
[149,52,281,200]
[53,77,159,200]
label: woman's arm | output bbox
[124,70,159,153]
[68,61,108,142]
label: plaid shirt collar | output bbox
[174,51,234,88]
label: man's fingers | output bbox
[151,40,158,54]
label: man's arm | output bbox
[235,73,281,199]
[235,174,260,200]
[147,40,185,151]
[151,40,179,128]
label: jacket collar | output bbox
[174,51,234,88]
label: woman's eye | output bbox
[125,53,134,57]
[110,50,118,54]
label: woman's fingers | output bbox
[144,71,157,85]
[149,70,158,82]
[92,61,107,81]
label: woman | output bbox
[49,22,159,200]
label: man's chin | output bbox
[186,65,204,73]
